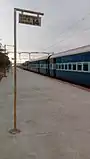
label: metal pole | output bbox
[14,8,17,130]
[9,9,20,134]
[14,8,44,16]
[9,7,44,134]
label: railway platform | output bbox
[0,68,90,159]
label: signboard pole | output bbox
[14,9,17,130]
[9,8,44,134]
[9,9,20,134]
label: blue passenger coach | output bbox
[21,45,90,87]
[27,56,50,75]
[50,45,90,87]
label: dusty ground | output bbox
[0,68,90,159]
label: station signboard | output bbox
[19,13,41,26]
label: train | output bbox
[20,45,90,87]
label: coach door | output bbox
[38,61,40,73]
[47,56,51,76]
[53,58,56,77]
[46,59,48,75]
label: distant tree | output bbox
[0,52,10,68]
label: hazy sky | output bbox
[0,0,90,60]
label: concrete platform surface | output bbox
[0,68,90,159]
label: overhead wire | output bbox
[42,11,90,51]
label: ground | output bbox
[0,68,90,159]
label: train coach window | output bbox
[59,64,61,69]
[62,64,64,69]
[77,64,82,71]
[56,64,58,69]
[73,64,76,70]
[65,64,67,70]
[69,64,71,70]
[83,63,88,71]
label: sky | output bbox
[0,0,90,62]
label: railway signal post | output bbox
[9,8,44,134]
